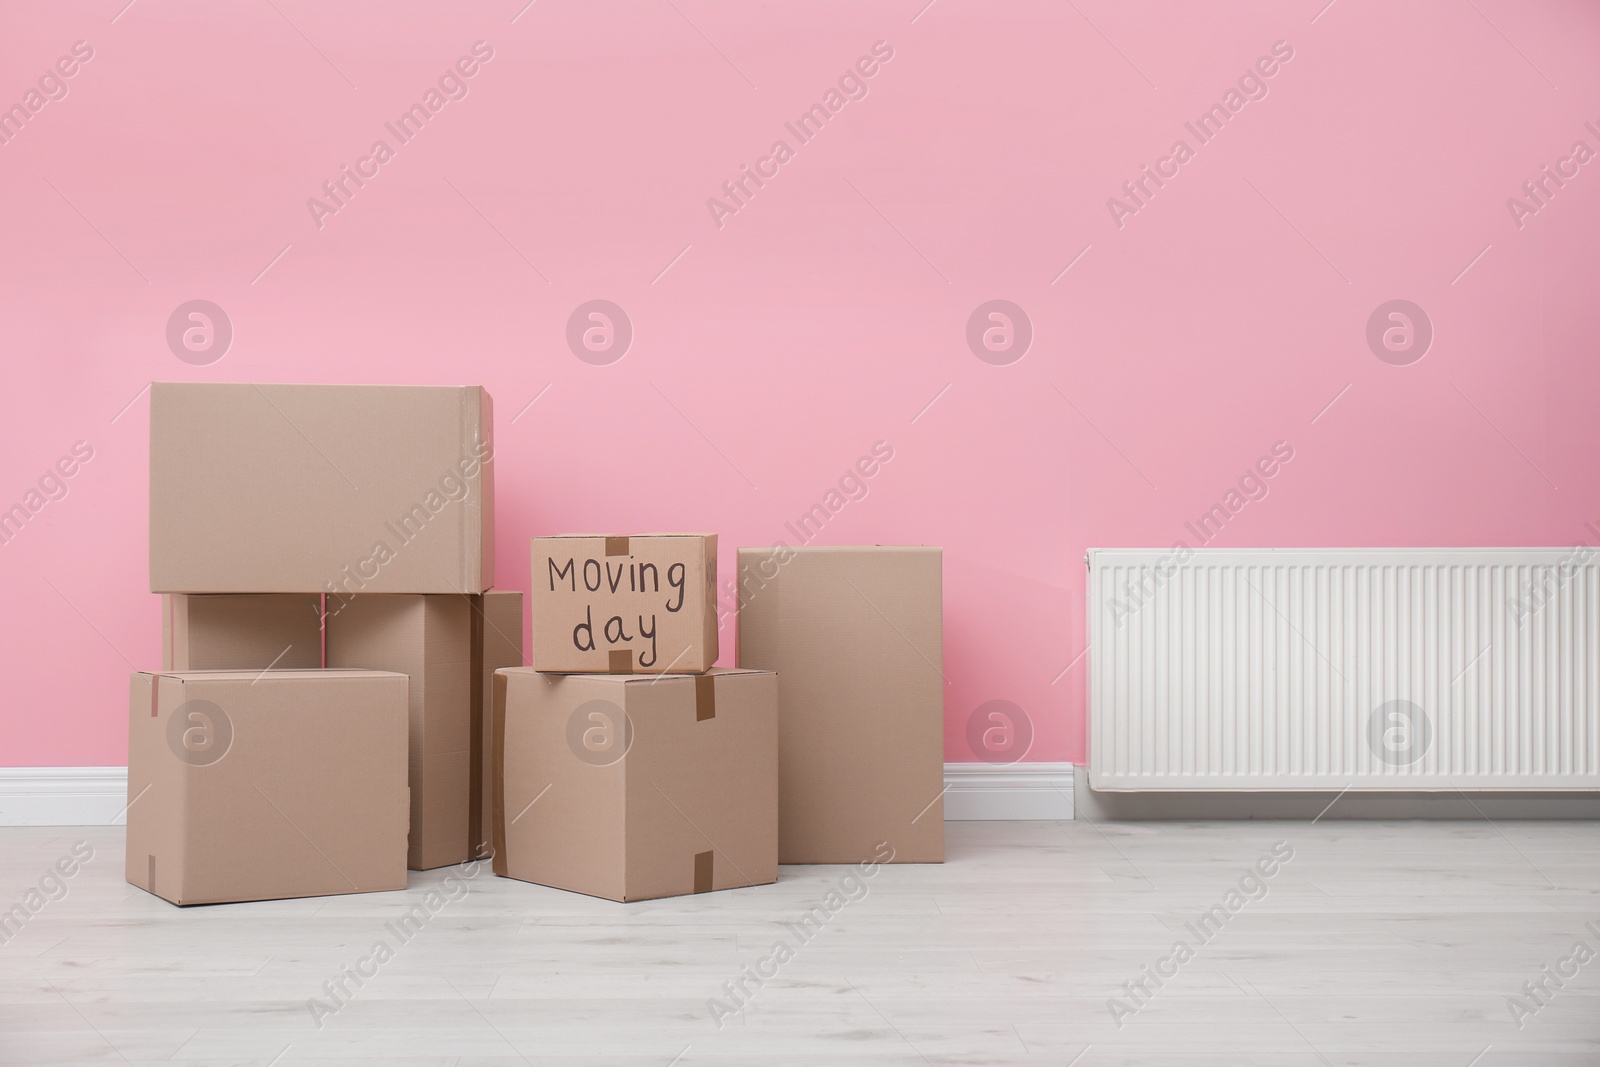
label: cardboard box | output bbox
[737,546,944,864]
[150,383,494,594]
[325,594,472,870]
[492,666,776,902]
[469,590,523,859]
[529,534,717,674]
[162,594,323,672]
[126,669,409,905]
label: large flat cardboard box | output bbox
[492,666,776,902]
[126,669,409,905]
[529,534,717,674]
[737,546,944,864]
[150,382,494,594]
[470,590,523,859]
[162,594,323,671]
[325,595,471,870]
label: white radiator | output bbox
[1088,548,1600,791]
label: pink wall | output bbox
[3,0,1598,768]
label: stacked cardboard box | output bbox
[131,380,949,908]
[493,666,778,901]
[497,536,946,902]
[130,383,523,905]
[497,535,778,902]
[528,534,718,673]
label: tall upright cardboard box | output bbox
[529,534,717,673]
[162,594,323,671]
[126,669,410,905]
[149,383,494,594]
[737,546,944,864]
[326,595,472,870]
[470,590,523,858]
[493,666,777,902]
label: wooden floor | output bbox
[2,820,1598,1065]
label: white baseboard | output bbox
[944,762,1075,820]
[0,768,131,826]
[1,764,1078,826]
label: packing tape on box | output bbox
[694,850,713,894]
[608,650,633,674]
[695,675,716,721]
[690,680,717,891]
[605,536,630,557]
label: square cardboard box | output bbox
[492,666,776,902]
[126,669,410,905]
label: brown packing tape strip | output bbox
[148,855,155,894]
[149,675,159,718]
[694,850,713,894]
[605,536,629,556]
[490,671,510,877]
[609,650,632,674]
[694,675,716,721]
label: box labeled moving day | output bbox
[325,594,472,870]
[529,534,717,674]
[737,546,945,864]
[162,594,323,672]
[149,382,494,595]
[126,669,410,906]
[469,590,523,859]
[492,666,776,902]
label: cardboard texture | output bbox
[162,594,323,672]
[125,669,410,906]
[149,382,494,594]
[492,666,777,902]
[325,595,472,870]
[736,546,945,864]
[529,534,717,674]
[469,590,523,859]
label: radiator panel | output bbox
[1088,548,1600,791]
